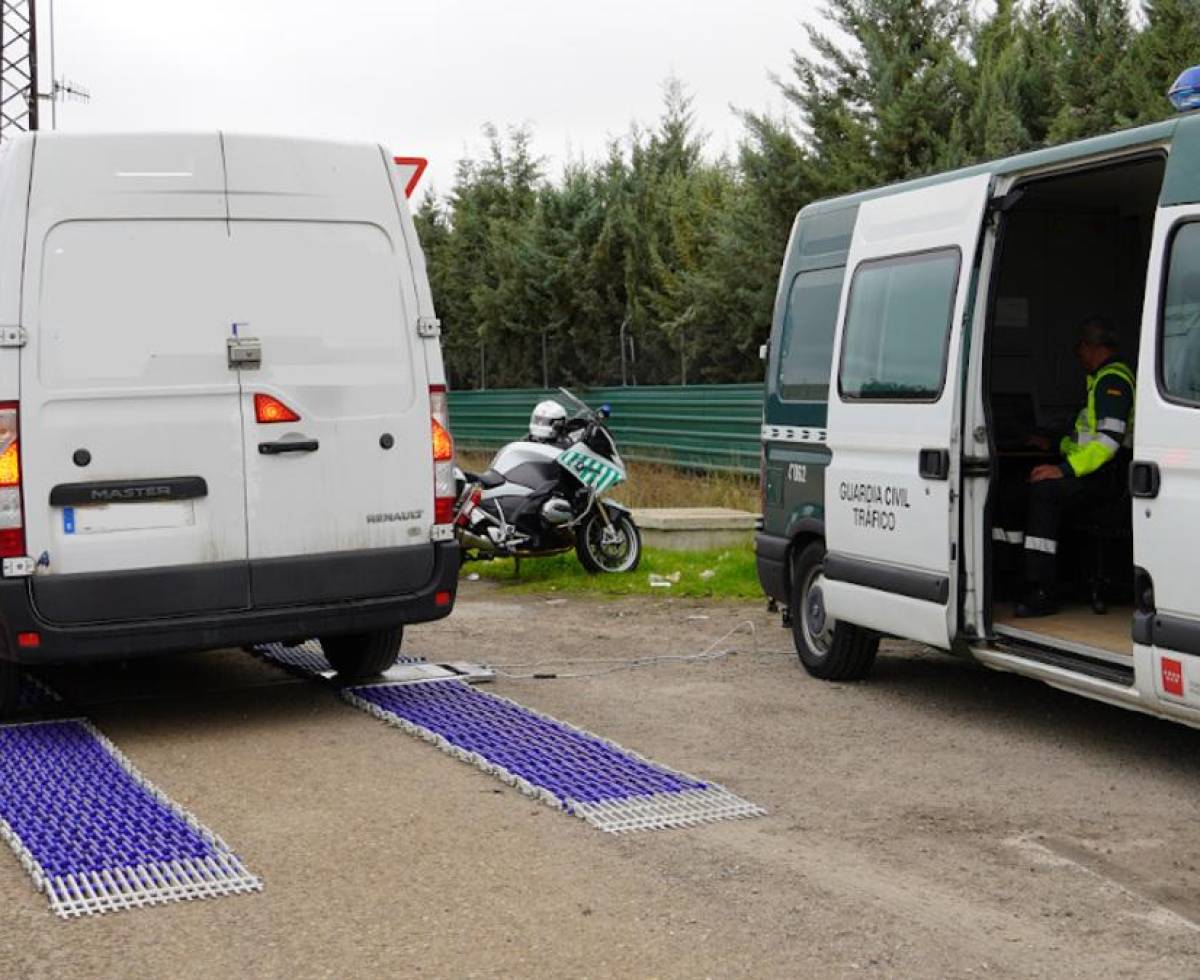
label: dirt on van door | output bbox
[5,582,1200,978]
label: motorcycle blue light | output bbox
[600,403,613,418]
[1168,65,1200,112]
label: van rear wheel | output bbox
[0,661,18,718]
[320,627,404,681]
[790,541,879,681]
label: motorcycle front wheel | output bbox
[576,508,642,574]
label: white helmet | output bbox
[529,399,567,442]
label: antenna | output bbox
[51,76,89,106]
[39,0,89,130]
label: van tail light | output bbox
[254,393,301,424]
[0,402,24,559]
[430,385,456,527]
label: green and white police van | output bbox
[756,75,1200,728]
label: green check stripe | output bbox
[560,448,624,491]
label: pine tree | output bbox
[1125,0,1200,124]
[964,0,1065,160]
[781,0,974,191]
[1049,0,1138,142]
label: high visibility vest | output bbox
[1080,360,1135,445]
[1060,360,1135,477]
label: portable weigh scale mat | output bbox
[251,639,762,833]
[344,678,764,833]
[0,719,261,918]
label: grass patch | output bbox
[457,452,758,512]
[469,546,763,599]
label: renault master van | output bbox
[0,133,459,716]
[757,108,1200,728]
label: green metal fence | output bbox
[448,385,763,474]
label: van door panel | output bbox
[21,219,250,623]
[824,174,993,649]
[1134,204,1200,713]
[225,221,431,605]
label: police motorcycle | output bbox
[453,390,642,573]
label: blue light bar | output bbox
[1169,65,1200,112]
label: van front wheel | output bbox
[320,627,404,681]
[789,541,879,681]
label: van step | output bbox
[991,635,1135,686]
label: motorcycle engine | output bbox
[540,497,574,526]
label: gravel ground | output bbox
[3,581,1200,978]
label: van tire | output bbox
[320,627,404,681]
[789,541,879,681]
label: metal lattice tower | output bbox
[0,0,37,141]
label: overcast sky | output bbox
[44,0,821,195]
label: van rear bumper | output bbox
[755,532,790,603]
[0,541,459,665]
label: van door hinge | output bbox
[227,336,262,370]
[0,326,27,348]
[2,556,34,577]
[417,317,441,339]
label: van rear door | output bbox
[222,137,434,607]
[21,136,250,625]
[823,174,992,649]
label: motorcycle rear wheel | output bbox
[576,509,641,574]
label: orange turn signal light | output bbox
[255,394,301,424]
[431,418,453,462]
[0,440,19,487]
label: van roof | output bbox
[799,112,1200,218]
[18,131,402,226]
[13,130,382,149]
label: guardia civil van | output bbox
[757,72,1200,727]
[0,133,459,716]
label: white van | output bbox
[757,107,1200,728]
[0,133,459,715]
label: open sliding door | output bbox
[1133,200,1200,714]
[823,174,993,649]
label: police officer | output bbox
[1014,317,1135,617]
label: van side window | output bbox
[1161,223,1200,404]
[777,267,843,401]
[839,249,961,400]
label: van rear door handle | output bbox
[918,448,950,480]
[258,439,319,455]
[1129,460,1160,498]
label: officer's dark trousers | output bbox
[995,465,1120,592]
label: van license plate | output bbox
[61,501,196,535]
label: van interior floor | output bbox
[992,604,1133,657]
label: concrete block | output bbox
[631,508,758,551]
